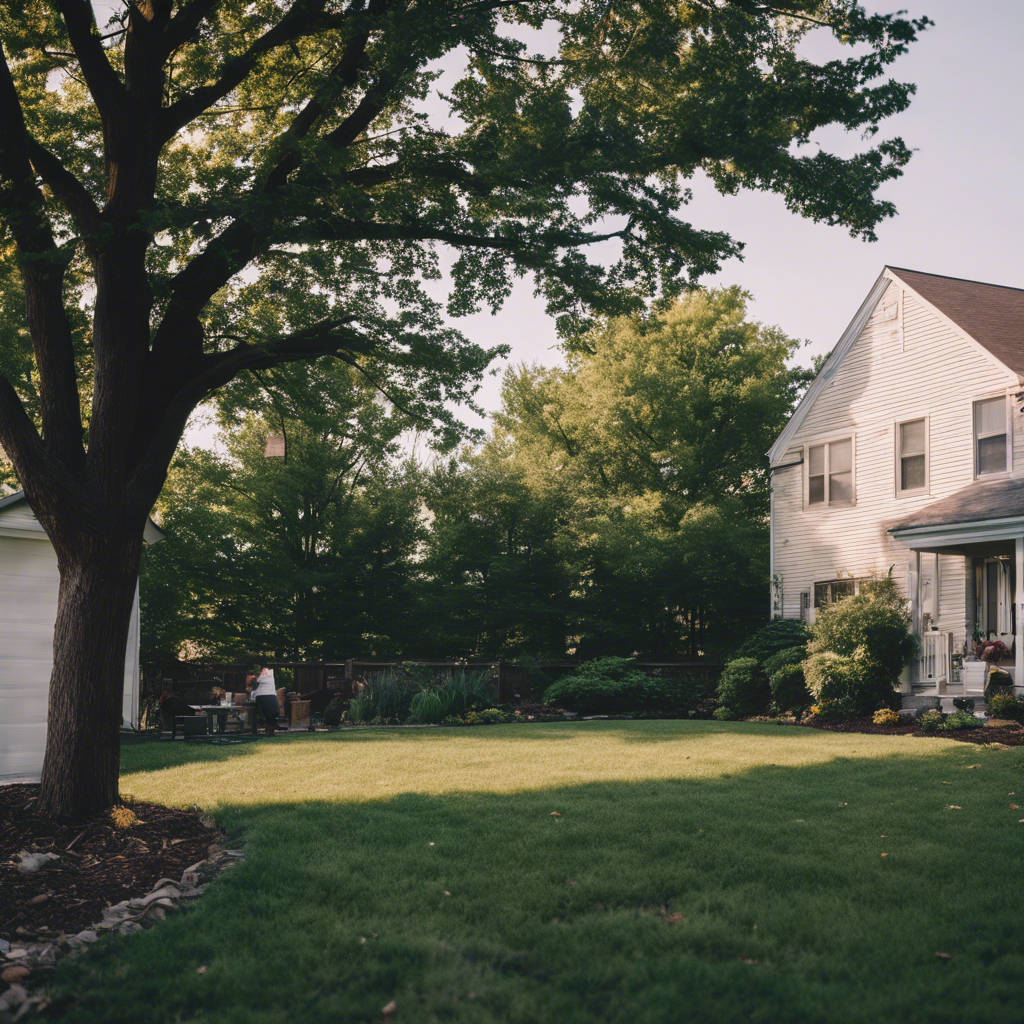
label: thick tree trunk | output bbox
[36,529,144,819]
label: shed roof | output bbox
[890,475,1024,533]
[0,492,165,544]
[887,267,1024,376]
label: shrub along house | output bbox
[769,267,1024,706]
[0,492,164,783]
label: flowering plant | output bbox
[978,640,1008,663]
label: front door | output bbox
[977,557,1014,641]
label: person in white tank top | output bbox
[250,667,280,735]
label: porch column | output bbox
[1016,537,1023,694]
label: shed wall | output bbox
[0,531,141,784]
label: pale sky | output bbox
[182,0,1024,444]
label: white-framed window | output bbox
[806,438,854,507]
[813,577,870,609]
[896,417,928,496]
[974,396,1010,477]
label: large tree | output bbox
[0,0,926,815]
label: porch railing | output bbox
[919,631,953,687]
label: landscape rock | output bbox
[118,923,143,935]
[1,967,29,984]
[15,852,59,875]
[69,931,98,946]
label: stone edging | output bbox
[0,843,244,1022]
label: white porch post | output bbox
[1016,537,1023,694]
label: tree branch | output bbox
[0,44,85,471]
[25,136,102,238]
[157,0,335,142]
[54,0,127,117]
[130,318,369,508]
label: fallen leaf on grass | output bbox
[964,765,982,770]
[934,952,952,961]
[196,966,207,975]
[880,853,888,858]
[550,811,561,817]
[941,782,950,785]
[739,957,760,965]
[838,802,848,807]
[567,880,576,887]
[443,891,451,897]
[381,1000,398,1016]
[945,806,962,810]
[1010,804,1020,810]
[663,913,685,924]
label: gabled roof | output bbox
[886,267,1024,377]
[768,266,1024,465]
[0,492,165,544]
[890,474,1024,533]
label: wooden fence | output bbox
[146,658,723,705]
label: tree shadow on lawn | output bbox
[54,742,1024,1024]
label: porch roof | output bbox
[891,475,1024,532]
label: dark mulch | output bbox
[801,716,1024,745]
[0,785,221,940]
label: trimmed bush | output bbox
[544,657,654,716]
[763,645,807,679]
[803,652,873,714]
[938,710,982,731]
[736,619,811,665]
[712,706,738,721]
[986,692,1024,722]
[716,657,770,717]
[769,663,812,717]
[918,709,944,733]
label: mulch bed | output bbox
[800,716,1024,746]
[0,785,221,941]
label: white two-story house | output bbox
[769,266,1024,702]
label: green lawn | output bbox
[48,722,1024,1023]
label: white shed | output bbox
[0,492,164,784]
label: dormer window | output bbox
[974,397,1009,476]
[807,439,854,507]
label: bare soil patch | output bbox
[0,784,220,940]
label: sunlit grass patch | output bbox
[49,723,1024,1023]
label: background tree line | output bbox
[142,287,813,664]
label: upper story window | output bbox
[897,418,928,495]
[974,397,1009,476]
[808,438,853,507]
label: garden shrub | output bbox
[805,575,917,714]
[987,693,1024,722]
[809,698,855,722]
[769,663,812,718]
[736,619,811,665]
[463,708,514,725]
[716,657,770,717]
[712,706,738,721]
[872,707,901,726]
[918,709,944,733]
[803,652,879,716]
[938,710,982,731]
[544,657,656,715]
[763,645,807,679]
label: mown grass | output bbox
[45,722,1024,1023]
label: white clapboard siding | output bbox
[771,275,1021,646]
[0,500,144,783]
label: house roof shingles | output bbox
[888,267,1024,376]
[891,474,1024,532]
